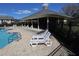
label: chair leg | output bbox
[45,41,52,46]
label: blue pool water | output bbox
[0,28,21,48]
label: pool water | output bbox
[0,29,21,48]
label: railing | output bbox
[48,45,62,56]
[48,41,75,56]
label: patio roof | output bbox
[22,6,72,20]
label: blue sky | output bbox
[0,3,67,19]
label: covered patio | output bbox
[22,5,71,34]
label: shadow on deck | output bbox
[50,27,79,56]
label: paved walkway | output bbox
[0,27,67,56]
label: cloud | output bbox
[33,8,39,11]
[15,10,32,14]
[42,3,49,7]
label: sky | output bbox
[0,3,67,19]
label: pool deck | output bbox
[0,26,68,56]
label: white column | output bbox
[4,25,6,27]
[38,19,39,30]
[22,24,23,27]
[58,18,59,24]
[31,20,33,29]
[26,21,28,28]
[47,17,49,30]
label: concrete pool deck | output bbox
[0,26,69,56]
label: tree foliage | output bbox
[61,3,79,18]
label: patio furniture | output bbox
[29,30,52,47]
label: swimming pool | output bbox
[0,28,21,48]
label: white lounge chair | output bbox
[26,25,29,28]
[29,30,52,47]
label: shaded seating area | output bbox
[22,4,71,34]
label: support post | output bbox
[47,17,49,30]
[60,20,64,29]
[58,17,59,25]
[26,21,29,28]
[38,19,39,30]
[22,23,23,27]
[57,17,59,29]
[31,20,33,29]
